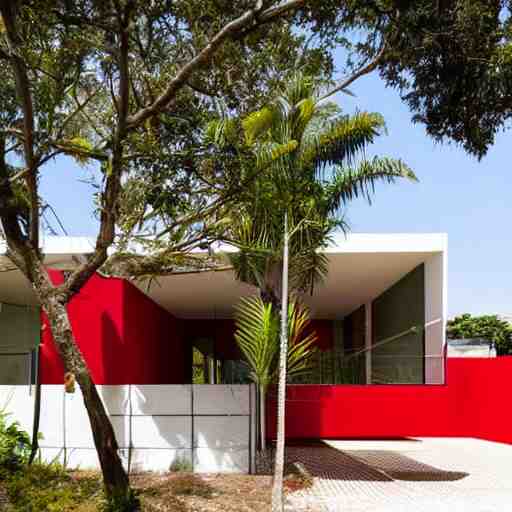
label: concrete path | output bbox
[285,438,512,512]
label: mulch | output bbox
[0,484,9,511]
[131,472,273,512]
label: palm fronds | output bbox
[220,71,416,300]
[234,296,280,390]
[324,157,417,213]
[283,303,319,381]
[234,297,318,389]
[300,112,386,172]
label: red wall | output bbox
[267,357,512,445]
[41,270,185,384]
[39,273,333,386]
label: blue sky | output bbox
[39,72,511,319]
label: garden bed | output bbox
[1,466,302,512]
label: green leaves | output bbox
[0,410,31,473]
[234,297,318,390]
[235,297,280,390]
[228,72,415,299]
[300,111,386,172]
[447,314,512,355]
[324,157,417,213]
[61,137,94,166]
[243,107,276,145]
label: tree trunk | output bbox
[261,261,283,311]
[42,294,134,509]
[271,213,289,512]
[259,385,266,453]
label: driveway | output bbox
[284,438,512,512]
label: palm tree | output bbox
[227,73,417,309]
[213,72,417,511]
[234,296,318,453]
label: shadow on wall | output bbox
[101,312,125,384]
[267,385,333,440]
[127,384,253,473]
[130,384,191,472]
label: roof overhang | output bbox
[0,233,447,319]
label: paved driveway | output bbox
[284,438,512,512]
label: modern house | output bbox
[0,233,447,388]
[0,232,464,472]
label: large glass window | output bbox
[189,336,251,384]
[0,303,40,385]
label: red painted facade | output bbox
[266,357,512,445]
[41,270,185,384]
[40,271,512,446]
[40,271,334,385]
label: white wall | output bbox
[424,251,447,384]
[0,384,256,474]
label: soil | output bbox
[131,472,273,512]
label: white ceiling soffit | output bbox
[0,236,95,306]
[0,234,446,316]
[139,250,439,319]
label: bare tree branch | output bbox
[126,0,305,129]
[99,250,232,279]
[318,43,387,102]
[59,1,135,300]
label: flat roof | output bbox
[0,233,447,318]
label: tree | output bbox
[224,73,417,309]
[214,72,416,511]
[0,2,342,508]
[300,1,512,158]
[447,314,512,355]
[234,296,317,453]
[377,1,512,159]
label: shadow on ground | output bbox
[259,440,469,483]
[346,450,469,482]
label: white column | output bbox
[365,302,372,384]
[424,249,447,384]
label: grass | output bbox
[2,463,104,512]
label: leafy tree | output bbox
[221,73,417,309]
[213,72,415,512]
[447,314,512,355]
[234,297,317,453]
[0,2,344,507]
[377,1,512,159]
[298,1,512,158]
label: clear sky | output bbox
[38,70,511,319]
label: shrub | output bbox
[169,456,193,473]
[4,463,103,512]
[0,410,31,475]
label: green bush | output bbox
[447,314,512,355]
[0,410,31,475]
[169,456,193,472]
[4,463,103,512]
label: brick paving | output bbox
[282,438,512,512]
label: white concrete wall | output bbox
[424,250,447,384]
[0,384,256,474]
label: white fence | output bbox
[0,384,256,474]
